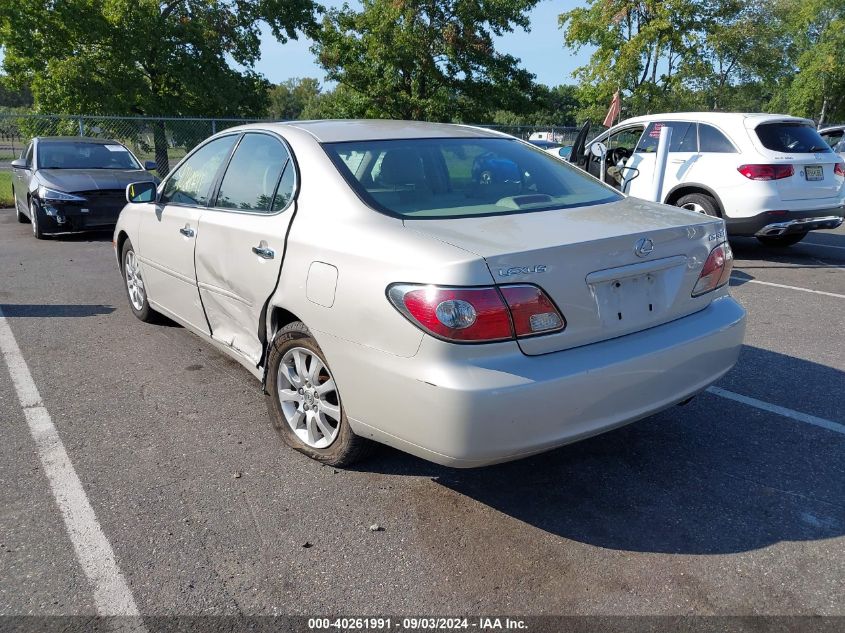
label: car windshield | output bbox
[324,138,621,219]
[38,141,141,170]
[755,123,832,154]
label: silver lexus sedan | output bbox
[114,120,746,468]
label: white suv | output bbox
[575,113,845,246]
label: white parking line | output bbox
[0,307,146,623]
[803,240,845,252]
[731,276,845,299]
[707,386,845,436]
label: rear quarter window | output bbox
[755,122,832,154]
[698,124,736,153]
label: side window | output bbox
[637,122,696,153]
[606,127,645,152]
[160,135,237,206]
[699,124,736,153]
[215,133,291,213]
[23,143,33,167]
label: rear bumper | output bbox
[726,207,845,236]
[321,295,746,468]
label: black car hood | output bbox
[37,169,156,193]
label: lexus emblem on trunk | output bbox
[634,237,655,258]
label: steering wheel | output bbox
[607,147,632,165]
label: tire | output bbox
[756,232,808,247]
[675,192,720,218]
[14,188,27,223]
[121,239,157,322]
[266,321,375,467]
[30,198,47,239]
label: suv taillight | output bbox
[692,243,733,297]
[835,163,845,177]
[738,164,794,180]
[387,284,565,343]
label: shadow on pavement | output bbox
[358,345,845,555]
[730,234,845,263]
[0,303,116,317]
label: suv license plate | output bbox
[805,165,824,181]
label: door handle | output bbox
[179,225,195,237]
[252,245,275,259]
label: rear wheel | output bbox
[266,321,374,467]
[30,198,47,239]
[756,232,808,247]
[14,188,27,223]
[676,192,720,218]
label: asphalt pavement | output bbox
[0,208,843,624]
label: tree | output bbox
[491,84,581,126]
[312,0,541,122]
[776,0,845,125]
[559,0,787,122]
[560,0,701,121]
[268,77,324,120]
[0,0,317,173]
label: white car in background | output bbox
[115,120,745,468]
[574,113,845,246]
[819,125,845,158]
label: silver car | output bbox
[114,120,746,468]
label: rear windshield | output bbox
[755,123,832,154]
[38,141,140,170]
[324,138,621,219]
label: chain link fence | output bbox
[0,114,601,177]
[0,114,266,177]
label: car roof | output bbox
[819,125,845,133]
[236,119,506,143]
[35,136,122,144]
[616,112,814,128]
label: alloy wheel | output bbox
[276,347,341,449]
[30,200,38,235]
[124,250,146,311]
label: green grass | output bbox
[0,171,13,208]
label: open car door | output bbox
[568,120,592,168]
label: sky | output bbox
[253,0,593,87]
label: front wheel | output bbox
[122,240,157,322]
[30,198,47,239]
[266,321,374,467]
[756,232,808,247]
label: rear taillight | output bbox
[499,285,565,336]
[835,163,845,177]
[387,283,565,343]
[692,242,734,297]
[738,164,794,181]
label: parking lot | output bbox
[0,207,843,622]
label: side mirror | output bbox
[11,159,29,170]
[144,160,157,172]
[126,181,158,204]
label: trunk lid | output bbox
[747,119,845,202]
[405,197,724,355]
[774,156,842,202]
